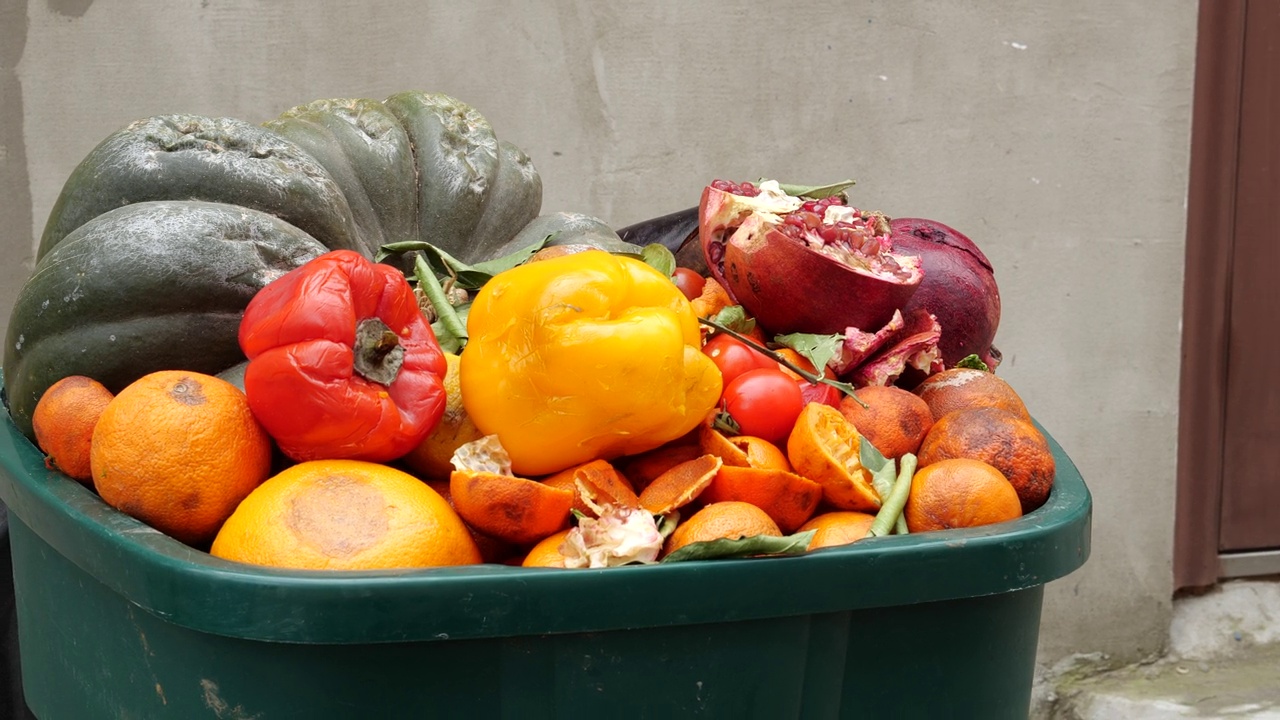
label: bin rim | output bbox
[0,381,1090,645]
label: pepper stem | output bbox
[353,317,406,386]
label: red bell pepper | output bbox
[238,250,447,463]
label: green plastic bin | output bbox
[0,394,1089,720]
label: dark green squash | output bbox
[36,114,367,260]
[5,91,543,441]
[4,201,328,437]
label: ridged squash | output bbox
[4,91,543,439]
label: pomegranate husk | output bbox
[721,214,921,336]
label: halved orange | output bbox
[699,426,791,471]
[786,402,881,512]
[698,465,821,533]
[449,470,574,545]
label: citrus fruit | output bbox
[90,371,271,546]
[698,465,822,533]
[401,353,485,481]
[698,426,791,470]
[638,454,722,515]
[31,375,114,483]
[211,459,481,569]
[664,501,781,556]
[786,402,880,512]
[521,529,574,568]
[542,459,640,516]
[917,406,1056,513]
[838,384,934,459]
[903,458,1023,532]
[798,511,877,550]
[912,367,1031,422]
[448,469,573,545]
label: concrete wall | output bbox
[0,0,1196,671]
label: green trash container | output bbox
[0,391,1090,720]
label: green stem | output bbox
[697,316,865,407]
[867,453,917,538]
[414,254,468,348]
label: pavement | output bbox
[1035,580,1280,719]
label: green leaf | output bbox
[431,301,470,354]
[860,440,897,502]
[383,238,550,291]
[774,179,857,200]
[468,238,553,278]
[773,332,844,380]
[709,305,757,335]
[954,354,991,372]
[642,243,677,279]
[660,530,816,563]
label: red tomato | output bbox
[672,267,706,301]
[722,368,805,443]
[703,334,776,387]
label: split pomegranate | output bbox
[699,179,923,336]
[887,218,1002,370]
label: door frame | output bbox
[1173,0,1280,590]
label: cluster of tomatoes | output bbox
[672,267,842,446]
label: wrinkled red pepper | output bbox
[238,250,447,463]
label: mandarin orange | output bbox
[31,375,114,483]
[90,371,271,545]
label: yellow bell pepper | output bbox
[460,250,722,476]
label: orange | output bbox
[785,402,880,512]
[521,529,574,568]
[913,368,1031,422]
[31,375,114,483]
[211,459,481,569]
[699,465,822,533]
[798,511,877,550]
[698,426,791,471]
[838,385,934,459]
[903,458,1023,532]
[543,458,640,516]
[664,501,781,555]
[638,454,722,515]
[90,371,271,546]
[449,469,573,545]
[401,353,484,481]
[917,406,1056,513]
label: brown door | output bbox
[1176,0,1280,589]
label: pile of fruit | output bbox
[2,90,1055,572]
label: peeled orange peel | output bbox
[543,459,640,517]
[638,454,722,515]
